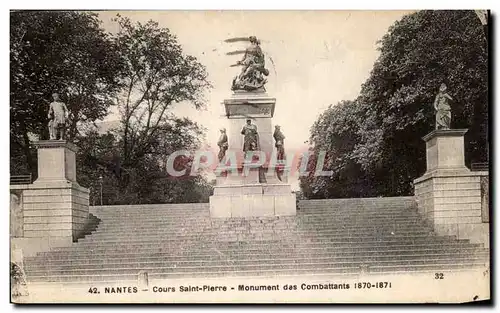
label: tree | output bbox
[300,100,376,198]
[10,11,124,175]
[76,119,213,205]
[11,12,213,204]
[78,15,212,203]
[112,16,210,171]
[301,10,488,199]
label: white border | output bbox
[2,1,497,312]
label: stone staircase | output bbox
[23,197,489,283]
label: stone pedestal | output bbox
[209,91,296,218]
[224,91,276,160]
[21,140,90,244]
[422,129,469,173]
[211,167,296,218]
[414,130,489,247]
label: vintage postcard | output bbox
[9,9,490,304]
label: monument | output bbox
[209,36,296,218]
[433,83,453,130]
[48,93,69,140]
[217,128,228,162]
[14,92,90,251]
[273,125,286,162]
[414,84,489,247]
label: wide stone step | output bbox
[300,196,414,201]
[24,257,488,277]
[92,223,425,232]
[78,230,435,245]
[78,232,435,244]
[71,235,473,246]
[298,206,415,211]
[298,201,414,205]
[92,217,426,228]
[298,196,414,203]
[26,258,489,276]
[42,246,479,258]
[299,210,415,214]
[94,222,428,230]
[93,206,210,214]
[89,224,428,234]
[90,214,420,223]
[26,247,488,264]
[297,211,419,217]
[94,215,423,223]
[94,208,415,215]
[88,225,432,234]
[41,241,479,257]
[299,204,413,208]
[93,206,209,210]
[92,214,210,220]
[88,224,431,233]
[98,219,425,229]
[82,230,435,241]
[25,262,483,283]
[25,251,489,270]
[31,249,484,265]
[34,243,483,258]
[90,224,424,233]
[91,214,210,219]
[92,203,209,208]
[297,211,417,216]
[23,268,356,283]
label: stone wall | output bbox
[414,171,489,247]
[480,174,489,223]
[414,129,489,248]
[10,189,24,238]
[22,182,89,241]
[10,181,90,252]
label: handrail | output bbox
[471,162,489,172]
[10,174,32,185]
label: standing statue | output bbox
[433,83,453,130]
[241,119,260,152]
[217,128,229,162]
[273,125,286,161]
[229,36,270,92]
[48,93,69,140]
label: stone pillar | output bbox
[210,91,296,218]
[21,140,90,244]
[414,130,489,247]
[10,192,23,238]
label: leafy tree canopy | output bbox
[10,12,213,204]
[302,10,488,199]
[10,11,124,173]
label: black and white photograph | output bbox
[8,9,491,303]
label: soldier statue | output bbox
[273,125,286,161]
[48,93,69,140]
[217,128,229,162]
[241,119,260,152]
[433,83,453,130]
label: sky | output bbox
[98,10,413,188]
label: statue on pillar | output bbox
[241,119,260,152]
[48,93,69,140]
[273,125,286,161]
[227,36,270,92]
[433,83,453,130]
[217,128,228,162]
